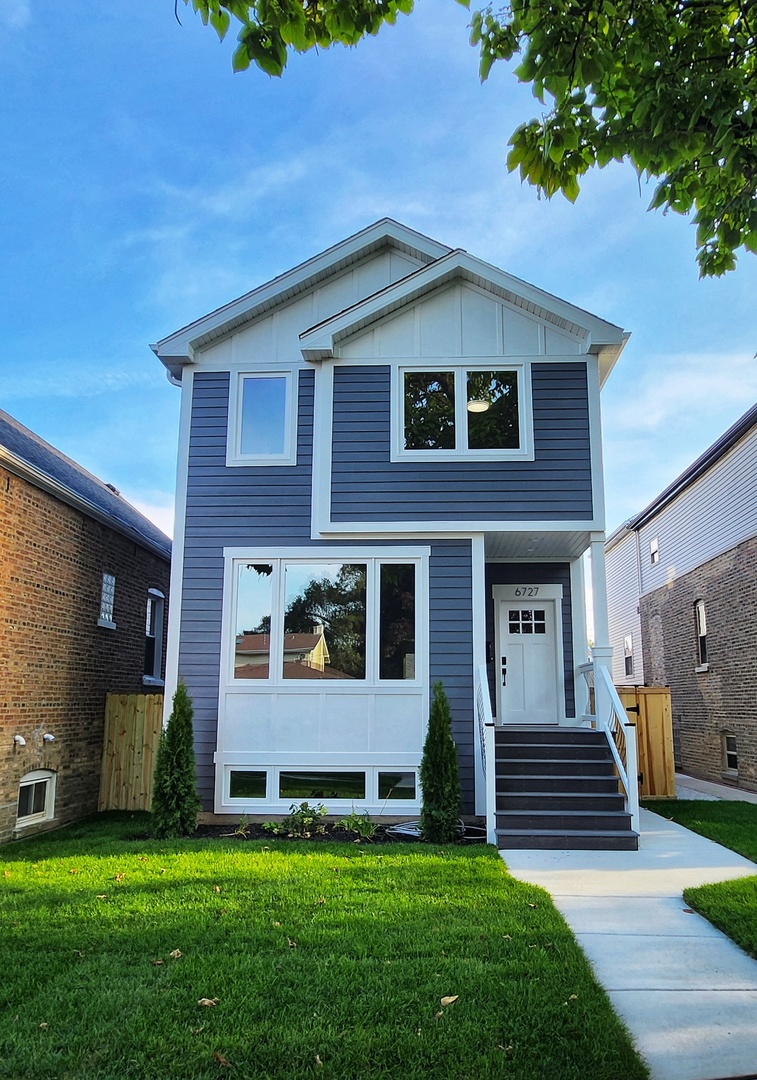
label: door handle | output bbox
[501,656,507,686]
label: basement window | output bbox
[722,733,738,776]
[17,770,56,828]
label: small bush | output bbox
[339,809,378,840]
[419,681,461,843]
[150,682,201,838]
[264,801,327,838]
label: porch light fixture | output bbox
[466,399,490,413]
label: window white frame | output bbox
[695,599,708,670]
[226,369,298,467]
[223,765,420,807]
[722,732,738,776]
[16,769,56,828]
[650,536,660,565]
[623,633,634,678]
[391,361,533,462]
[98,572,116,628]
[143,588,165,686]
[224,549,426,687]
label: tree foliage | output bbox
[151,682,201,838]
[419,681,461,843]
[183,0,757,275]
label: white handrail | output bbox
[474,664,497,845]
[579,660,640,836]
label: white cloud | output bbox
[127,494,175,539]
[2,363,161,402]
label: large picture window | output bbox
[232,557,418,684]
[227,370,297,466]
[396,364,529,460]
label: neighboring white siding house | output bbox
[606,403,757,790]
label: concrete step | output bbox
[496,828,640,851]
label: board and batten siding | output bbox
[179,371,476,810]
[484,562,576,718]
[330,363,592,521]
[606,530,645,685]
[634,425,757,598]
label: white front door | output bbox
[495,586,564,725]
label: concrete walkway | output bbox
[504,809,757,1080]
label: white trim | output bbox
[312,517,603,538]
[226,369,298,468]
[470,534,487,815]
[310,361,334,540]
[570,556,590,720]
[586,354,606,530]
[390,362,534,463]
[492,583,566,725]
[163,368,194,719]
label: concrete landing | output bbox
[504,808,757,1080]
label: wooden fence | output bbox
[615,685,676,799]
[99,693,164,811]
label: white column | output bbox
[589,533,610,654]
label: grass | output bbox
[644,799,757,960]
[0,813,649,1080]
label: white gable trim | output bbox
[299,250,627,382]
[151,219,450,375]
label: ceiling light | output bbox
[467,399,490,413]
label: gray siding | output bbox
[484,562,576,718]
[180,372,475,811]
[429,540,475,815]
[331,363,592,521]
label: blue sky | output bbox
[2,2,756,537]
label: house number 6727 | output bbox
[514,587,539,597]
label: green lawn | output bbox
[0,814,649,1080]
[644,799,757,960]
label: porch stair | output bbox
[494,727,639,851]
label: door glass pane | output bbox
[240,376,287,456]
[379,564,416,679]
[403,372,455,450]
[283,563,366,679]
[466,370,519,449]
[234,563,274,679]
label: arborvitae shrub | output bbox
[151,682,201,838]
[419,681,461,843]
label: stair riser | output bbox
[498,744,612,761]
[497,811,631,832]
[496,730,606,746]
[497,794,625,812]
[498,760,616,777]
[497,776,620,794]
[497,833,639,851]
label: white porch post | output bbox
[589,533,613,720]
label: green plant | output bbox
[234,815,251,838]
[150,682,201,839]
[268,801,328,838]
[419,681,461,844]
[339,809,378,841]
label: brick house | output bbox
[606,403,757,793]
[0,408,171,842]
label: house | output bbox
[606,402,757,794]
[154,219,639,848]
[0,409,171,842]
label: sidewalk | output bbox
[504,809,757,1080]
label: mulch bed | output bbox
[193,821,486,845]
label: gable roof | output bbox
[298,248,627,384]
[0,408,172,561]
[152,219,450,379]
[607,401,757,548]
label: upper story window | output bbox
[98,573,116,628]
[230,556,418,684]
[650,537,659,565]
[623,634,634,677]
[392,363,532,461]
[144,588,166,685]
[227,370,297,467]
[695,599,708,668]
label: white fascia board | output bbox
[311,519,603,538]
[151,219,451,372]
[299,250,626,362]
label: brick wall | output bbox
[0,466,170,842]
[640,534,757,792]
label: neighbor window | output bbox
[98,573,116,628]
[228,371,297,466]
[650,537,659,565]
[144,589,165,683]
[722,733,738,775]
[695,600,708,667]
[624,634,634,677]
[397,365,526,459]
[232,557,418,683]
[17,770,56,826]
